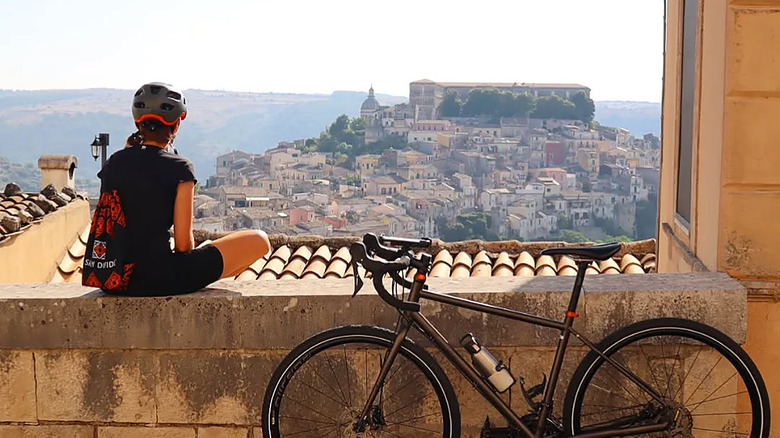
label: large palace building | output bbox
[409,79,591,120]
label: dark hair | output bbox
[134,119,176,145]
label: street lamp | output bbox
[90,133,109,167]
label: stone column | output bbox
[37,155,78,190]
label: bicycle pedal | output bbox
[481,417,521,438]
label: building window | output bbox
[676,0,698,224]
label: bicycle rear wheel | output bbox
[563,318,770,438]
[262,325,460,438]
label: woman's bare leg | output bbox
[209,230,271,279]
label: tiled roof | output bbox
[250,236,656,278]
[54,230,657,284]
[0,183,88,246]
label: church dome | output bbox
[361,86,380,111]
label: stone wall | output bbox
[0,274,749,437]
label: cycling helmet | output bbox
[132,82,187,126]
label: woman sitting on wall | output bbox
[91,82,270,295]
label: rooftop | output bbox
[0,183,88,244]
[53,231,657,284]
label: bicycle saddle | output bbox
[540,242,621,261]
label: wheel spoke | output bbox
[307,359,350,408]
[284,396,340,422]
[691,426,750,436]
[384,393,433,418]
[688,372,737,414]
[324,351,351,408]
[343,346,353,408]
[570,324,764,438]
[269,330,454,438]
[280,414,338,425]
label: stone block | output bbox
[99,426,195,438]
[720,190,780,279]
[35,350,157,422]
[196,427,249,438]
[156,351,283,425]
[723,98,780,185]
[0,351,36,421]
[0,274,747,350]
[0,425,93,437]
[728,8,780,93]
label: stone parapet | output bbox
[0,273,748,435]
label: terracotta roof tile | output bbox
[235,269,259,281]
[451,252,472,278]
[302,258,328,279]
[619,254,644,274]
[557,256,578,276]
[535,255,557,276]
[235,256,269,281]
[50,223,90,284]
[599,257,621,274]
[259,245,291,280]
[471,250,492,277]
[640,253,657,273]
[514,251,536,277]
[280,246,312,279]
[585,261,601,275]
[58,252,81,275]
[0,184,88,243]
[67,237,86,259]
[492,252,514,277]
[430,250,453,277]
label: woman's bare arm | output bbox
[173,181,195,252]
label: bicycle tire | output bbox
[563,318,770,438]
[261,325,461,438]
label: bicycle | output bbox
[261,233,770,438]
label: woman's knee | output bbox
[250,229,271,256]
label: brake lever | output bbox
[351,262,364,298]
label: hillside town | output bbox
[197,80,660,242]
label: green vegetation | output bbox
[635,195,658,239]
[437,212,501,242]
[557,229,631,244]
[0,157,41,192]
[437,88,595,123]
[298,114,406,167]
[439,88,535,119]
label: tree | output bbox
[461,88,501,117]
[531,95,578,120]
[635,194,658,239]
[598,235,632,243]
[438,212,499,241]
[571,91,596,123]
[560,229,589,243]
[438,91,463,117]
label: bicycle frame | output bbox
[357,261,671,438]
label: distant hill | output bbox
[594,101,661,137]
[0,88,659,187]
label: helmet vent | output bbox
[134,89,144,97]
[166,91,182,101]
[134,102,146,109]
[160,103,175,111]
[150,85,162,94]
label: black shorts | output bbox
[119,244,224,296]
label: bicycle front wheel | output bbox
[262,325,460,438]
[563,318,770,438]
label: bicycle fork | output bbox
[353,312,413,433]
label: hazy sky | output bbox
[0,0,664,102]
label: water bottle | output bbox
[460,333,515,392]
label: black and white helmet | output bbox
[132,82,187,125]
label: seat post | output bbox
[566,260,591,315]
